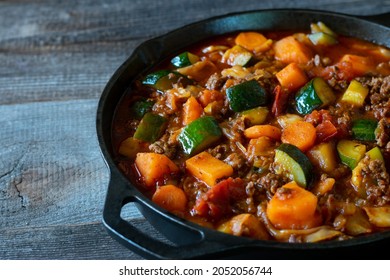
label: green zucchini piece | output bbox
[274,143,313,188]
[352,119,378,141]
[129,98,154,120]
[178,116,222,156]
[133,112,167,143]
[308,32,338,46]
[366,146,384,161]
[295,77,335,114]
[240,106,269,125]
[171,51,200,68]
[222,45,253,66]
[142,70,182,91]
[226,80,268,112]
[336,139,366,170]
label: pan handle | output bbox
[102,172,246,259]
[357,12,390,27]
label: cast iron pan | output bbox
[96,9,390,259]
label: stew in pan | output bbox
[111,22,390,243]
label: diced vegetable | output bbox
[247,136,274,158]
[222,45,253,66]
[307,141,338,174]
[308,32,338,46]
[185,151,233,186]
[118,137,148,159]
[271,85,289,117]
[226,80,268,112]
[336,139,366,170]
[352,119,378,141]
[281,120,317,152]
[338,54,374,77]
[171,51,200,68]
[273,35,314,64]
[351,147,384,194]
[152,185,187,213]
[363,207,390,227]
[343,208,372,235]
[198,89,224,107]
[312,177,335,196]
[365,146,384,161]
[266,181,320,230]
[178,116,222,156]
[276,62,309,92]
[310,21,337,37]
[192,177,245,219]
[340,79,369,107]
[315,120,338,143]
[182,96,203,125]
[274,143,314,188]
[277,114,303,129]
[244,125,282,141]
[129,98,154,120]
[218,213,270,240]
[133,112,167,143]
[135,153,179,188]
[176,60,218,82]
[295,77,336,114]
[235,32,268,51]
[240,106,269,125]
[142,70,183,91]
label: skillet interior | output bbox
[97,9,390,259]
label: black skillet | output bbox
[96,9,390,259]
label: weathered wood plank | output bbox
[1,0,389,260]
[0,221,146,259]
[1,0,388,105]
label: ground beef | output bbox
[248,172,288,199]
[376,118,390,151]
[357,75,390,119]
[205,72,227,90]
[148,134,177,158]
[360,156,390,206]
[328,105,353,137]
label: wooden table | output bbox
[0,0,389,260]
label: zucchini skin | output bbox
[133,112,167,143]
[352,119,378,141]
[178,116,222,156]
[275,143,313,188]
[226,80,268,112]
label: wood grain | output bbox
[0,0,388,260]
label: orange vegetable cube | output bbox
[182,96,203,125]
[135,153,179,188]
[276,62,309,91]
[273,36,314,64]
[281,120,317,152]
[185,151,233,186]
[339,54,374,76]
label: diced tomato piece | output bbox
[192,177,245,220]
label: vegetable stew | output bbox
[112,22,390,243]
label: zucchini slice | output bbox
[295,77,335,114]
[226,80,268,112]
[171,51,200,68]
[129,98,154,120]
[133,112,167,143]
[142,70,183,91]
[336,139,366,170]
[274,143,313,188]
[178,116,222,156]
[222,45,254,66]
[308,32,338,46]
[352,119,378,141]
